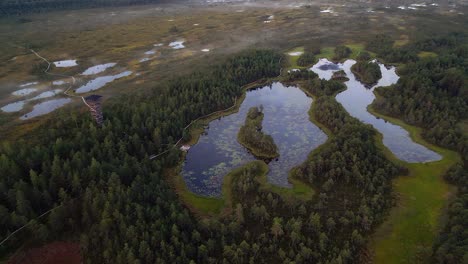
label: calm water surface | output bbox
[311,59,441,163]
[81,63,116,75]
[53,60,78,67]
[76,71,132,93]
[12,88,37,96]
[1,101,25,112]
[29,89,63,101]
[20,98,72,120]
[182,82,327,197]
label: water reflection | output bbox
[1,101,25,112]
[20,98,72,120]
[81,63,116,75]
[182,82,327,197]
[19,82,38,87]
[29,89,63,100]
[53,60,78,67]
[12,88,38,96]
[311,59,441,163]
[76,71,132,93]
[53,80,67,86]
[169,41,185,49]
[310,58,342,80]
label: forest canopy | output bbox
[351,60,382,86]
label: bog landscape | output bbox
[0,0,467,263]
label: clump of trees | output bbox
[351,60,382,86]
[366,34,393,55]
[296,52,316,67]
[331,70,349,82]
[333,45,352,61]
[303,78,346,96]
[284,69,318,82]
[237,106,279,159]
[356,51,372,62]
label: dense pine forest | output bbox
[0,50,282,262]
[0,25,467,263]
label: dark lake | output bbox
[182,82,328,197]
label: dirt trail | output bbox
[29,49,94,110]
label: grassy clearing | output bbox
[166,166,226,217]
[393,35,410,47]
[261,171,315,202]
[317,47,335,60]
[345,43,366,59]
[418,51,438,58]
[368,101,460,264]
[316,43,375,61]
[285,46,305,69]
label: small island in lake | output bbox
[331,70,349,82]
[351,60,382,86]
[237,106,279,159]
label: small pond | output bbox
[169,41,185,49]
[75,71,132,93]
[53,80,67,86]
[81,63,117,75]
[19,82,38,87]
[53,60,78,67]
[12,88,37,96]
[311,59,441,163]
[1,101,25,112]
[182,82,327,197]
[20,98,72,120]
[29,89,63,101]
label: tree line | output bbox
[370,32,468,264]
